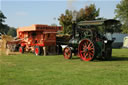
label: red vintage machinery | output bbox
[17,24,62,55]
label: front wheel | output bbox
[63,47,72,59]
[78,39,95,61]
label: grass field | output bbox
[1,49,128,85]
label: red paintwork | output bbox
[17,24,62,53]
[78,39,95,61]
[19,47,22,53]
[21,43,26,47]
[35,48,39,55]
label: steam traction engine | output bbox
[63,19,120,61]
[17,24,61,55]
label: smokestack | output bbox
[67,0,76,11]
[72,11,77,39]
[67,0,77,38]
[72,21,76,39]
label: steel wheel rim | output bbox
[79,39,95,61]
[64,47,71,59]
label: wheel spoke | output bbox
[90,47,94,50]
[88,43,91,48]
[84,52,88,58]
[88,47,94,51]
[90,43,93,48]
[80,51,85,53]
[86,41,89,46]
[90,44,94,48]
[88,53,92,59]
[83,43,87,47]
[88,51,94,56]
[82,43,87,50]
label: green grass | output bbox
[1,49,128,85]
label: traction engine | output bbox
[63,19,120,61]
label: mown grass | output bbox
[0,49,128,85]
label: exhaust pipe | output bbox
[72,21,76,39]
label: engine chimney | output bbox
[72,21,76,39]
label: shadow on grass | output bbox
[71,56,128,61]
[72,57,80,60]
[65,55,128,61]
[110,56,128,61]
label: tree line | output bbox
[58,4,100,34]
[0,0,128,37]
[115,0,128,33]
[0,11,16,37]
[58,1,128,34]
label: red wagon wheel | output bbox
[63,47,72,59]
[34,46,41,56]
[78,39,95,61]
[19,46,24,53]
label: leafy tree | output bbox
[121,24,128,33]
[7,27,17,37]
[77,4,100,22]
[115,0,128,33]
[58,4,100,34]
[76,8,85,22]
[0,10,7,34]
[58,9,73,34]
[0,11,6,23]
[0,10,16,37]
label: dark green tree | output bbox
[58,9,73,34]
[58,4,100,34]
[0,11,6,23]
[0,10,7,34]
[7,27,17,37]
[77,4,100,22]
[115,0,128,33]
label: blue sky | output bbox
[1,0,121,28]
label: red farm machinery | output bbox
[17,24,62,55]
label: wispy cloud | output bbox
[15,11,28,16]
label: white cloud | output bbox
[15,11,28,16]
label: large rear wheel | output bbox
[78,39,95,61]
[63,47,72,59]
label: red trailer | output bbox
[17,24,62,55]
